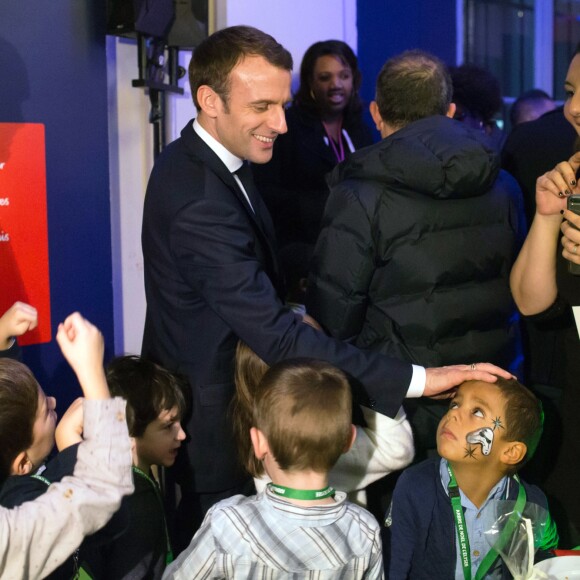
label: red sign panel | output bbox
[0,123,51,345]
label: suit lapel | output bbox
[181,123,282,284]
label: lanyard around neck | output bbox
[322,120,346,163]
[446,462,526,580]
[132,466,173,564]
[268,482,335,501]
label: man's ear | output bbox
[197,85,221,118]
[343,425,357,454]
[446,102,457,119]
[250,427,269,460]
[369,101,383,132]
[11,451,33,476]
[500,441,527,467]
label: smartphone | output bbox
[567,194,580,275]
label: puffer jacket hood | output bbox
[329,115,500,200]
[308,113,524,374]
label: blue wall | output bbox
[0,1,114,409]
[357,0,457,122]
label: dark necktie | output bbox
[234,161,261,217]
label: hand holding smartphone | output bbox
[567,194,580,275]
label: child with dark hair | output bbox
[384,377,558,579]
[165,358,385,578]
[1,354,186,579]
[59,355,188,579]
[0,312,133,578]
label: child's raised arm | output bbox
[55,398,84,451]
[0,313,133,579]
[56,312,109,400]
[0,302,38,351]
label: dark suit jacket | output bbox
[141,120,412,493]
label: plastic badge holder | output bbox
[483,502,553,580]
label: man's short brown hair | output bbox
[253,359,352,473]
[375,49,452,130]
[188,25,293,112]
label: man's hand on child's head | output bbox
[55,397,85,451]
[56,313,109,400]
[424,363,514,398]
[0,301,38,349]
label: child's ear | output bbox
[250,427,269,460]
[500,441,527,467]
[343,425,357,454]
[11,451,33,476]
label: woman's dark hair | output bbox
[294,40,364,118]
[0,359,39,484]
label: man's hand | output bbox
[55,397,84,451]
[0,302,38,350]
[56,313,109,400]
[424,363,513,398]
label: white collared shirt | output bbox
[193,119,254,212]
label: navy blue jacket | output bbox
[383,458,555,579]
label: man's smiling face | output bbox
[212,55,291,164]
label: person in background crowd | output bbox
[307,50,525,479]
[449,63,505,151]
[252,40,374,301]
[510,88,556,128]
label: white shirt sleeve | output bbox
[406,364,426,398]
[329,405,414,494]
[0,398,133,579]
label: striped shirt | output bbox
[164,487,384,579]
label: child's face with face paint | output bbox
[437,381,508,464]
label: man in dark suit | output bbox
[141,26,511,551]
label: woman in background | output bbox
[252,40,374,301]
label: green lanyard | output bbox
[132,467,174,565]
[447,463,526,580]
[267,483,335,501]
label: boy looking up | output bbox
[384,377,558,579]
[164,359,384,579]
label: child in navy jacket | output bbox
[384,377,558,579]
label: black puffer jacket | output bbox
[307,115,525,373]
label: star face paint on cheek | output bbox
[464,445,477,459]
[466,427,494,456]
[492,417,504,430]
